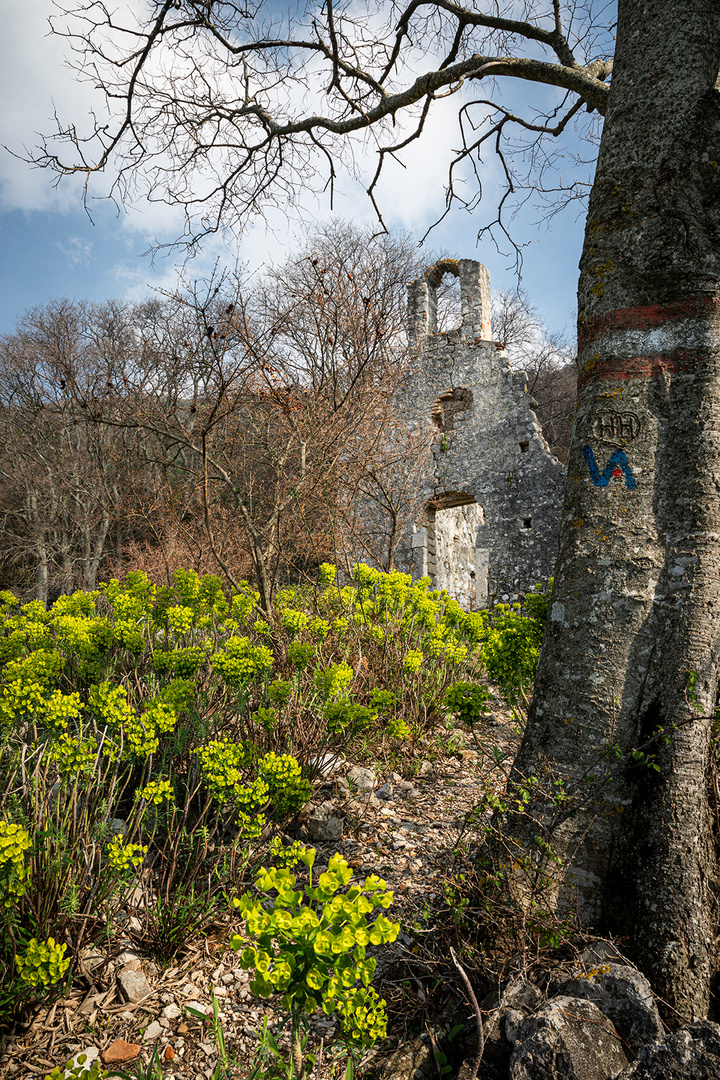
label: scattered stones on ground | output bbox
[308,753,345,777]
[143,1020,164,1042]
[307,800,344,841]
[102,1039,141,1065]
[347,765,376,792]
[117,967,152,1004]
[65,1046,100,1072]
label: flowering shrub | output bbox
[314,661,354,700]
[165,605,195,634]
[48,732,98,775]
[195,742,310,835]
[334,985,390,1047]
[288,642,314,668]
[258,752,312,819]
[253,705,277,732]
[16,936,70,988]
[232,842,398,1065]
[214,636,274,684]
[309,617,330,641]
[0,649,62,726]
[524,579,552,625]
[124,698,177,758]
[479,604,544,702]
[369,689,396,712]
[325,702,377,735]
[403,649,423,674]
[0,677,49,726]
[0,821,31,907]
[0,560,499,1012]
[139,779,174,805]
[269,679,291,705]
[267,835,307,866]
[318,563,337,587]
[88,681,135,729]
[281,608,310,636]
[195,739,255,802]
[44,690,83,731]
[229,584,260,624]
[106,834,148,874]
[153,644,208,677]
[234,778,271,839]
[444,681,493,725]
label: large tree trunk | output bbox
[512,0,720,1019]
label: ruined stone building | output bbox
[393,258,566,608]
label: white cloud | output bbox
[56,235,93,268]
[101,85,498,306]
[1,1,482,248]
[0,2,95,212]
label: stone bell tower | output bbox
[396,258,565,607]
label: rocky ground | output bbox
[0,706,523,1080]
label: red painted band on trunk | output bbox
[579,350,715,386]
[578,296,719,350]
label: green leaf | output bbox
[185,1004,210,1022]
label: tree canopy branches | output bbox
[34,0,615,249]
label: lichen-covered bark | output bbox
[513,0,720,1018]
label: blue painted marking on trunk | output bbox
[582,445,637,490]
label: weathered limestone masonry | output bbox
[396,258,566,607]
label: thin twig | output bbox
[449,947,484,1080]
[427,1028,444,1080]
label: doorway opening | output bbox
[413,491,488,608]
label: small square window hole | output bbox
[519,441,530,453]
[521,517,532,530]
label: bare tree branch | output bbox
[27,0,614,252]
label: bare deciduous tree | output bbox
[257,221,439,571]
[493,289,576,462]
[33,0,611,258]
[0,225,444,601]
[0,301,141,600]
[38,228,438,613]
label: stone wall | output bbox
[396,258,566,606]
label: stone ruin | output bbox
[394,258,566,607]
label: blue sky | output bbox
[1,2,595,341]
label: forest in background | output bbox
[0,223,575,608]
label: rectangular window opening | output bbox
[521,517,532,530]
[519,441,530,453]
